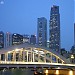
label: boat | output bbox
[34,70,44,75]
[31,68,44,75]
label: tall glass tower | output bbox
[37,17,47,47]
[74,23,75,47]
[49,5,60,52]
[0,31,4,49]
[4,32,12,48]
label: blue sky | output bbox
[0,0,74,50]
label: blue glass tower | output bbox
[49,5,60,52]
[37,17,47,47]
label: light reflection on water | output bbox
[0,68,75,75]
[55,70,59,75]
[44,69,75,75]
[69,70,73,75]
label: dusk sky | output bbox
[0,0,74,50]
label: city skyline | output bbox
[0,0,74,50]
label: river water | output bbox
[0,68,75,75]
[0,69,34,75]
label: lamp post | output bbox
[71,55,74,63]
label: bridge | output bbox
[0,43,75,69]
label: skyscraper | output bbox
[70,23,75,54]
[30,35,36,45]
[4,32,12,48]
[49,5,60,52]
[0,31,4,49]
[37,17,47,47]
[74,23,75,47]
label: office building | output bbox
[23,34,30,43]
[0,31,4,49]
[30,35,36,45]
[49,5,60,52]
[4,32,12,47]
[12,33,23,45]
[47,40,49,48]
[70,23,75,54]
[37,17,47,47]
[74,23,75,47]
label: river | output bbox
[0,68,34,75]
[0,68,75,75]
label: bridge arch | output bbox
[0,43,70,64]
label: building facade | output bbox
[0,31,4,49]
[30,35,36,45]
[4,32,12,47]
[74,23,75,47]
[12,33,23,45]
[23,34,30,43]
[49,5,60,52]
[37,17,47,47]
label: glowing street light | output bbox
[15,49,20,51]
[71,55,74,63]
[71,55,74,59]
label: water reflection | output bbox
[45,69,48,73]
[55,70,59,75]
[0,68,75,75]
[69,70,73,75]
[0,68,34,75]
[44,69,75,75]
[45,70,48,75]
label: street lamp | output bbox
[71,55,74,63]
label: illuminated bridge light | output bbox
[15,49,20,51]
[69,70,73,75]
[45,69,48,74]
[55,70,59,75]
[7,51,12,53]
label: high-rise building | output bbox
[12,33,23,45]
[30,35,36,45]
[4,32,12,48]
[23,34,30,43]
[74,23,75,47]
[70,23,75,54]
[0,31,4,49]
[49,5,60,52]
[47,40,49,48]
[37,17,47,47]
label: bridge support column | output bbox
[0,54,1,61]
[13,51,16,62]
[51,53,52,63]
[27,51,28,62]
[38,50,40,62]
[5,53,8,62]
[44,51,46,63]
[33,53,34,62]
[23,50,25,62]
[56,57,58,63]
[31,48,32,62]
[19,50,23,61]
[62,61,64,64]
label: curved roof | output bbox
[0,43,71,64]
